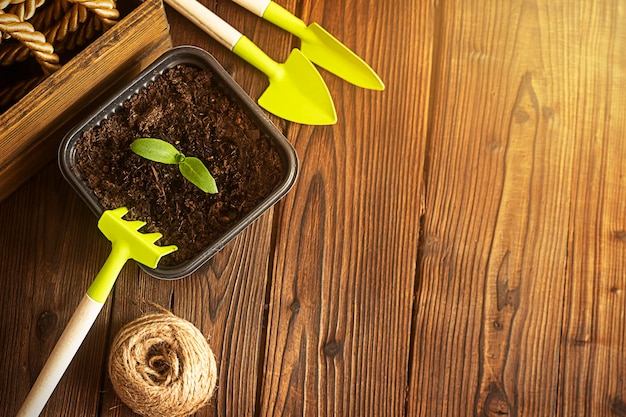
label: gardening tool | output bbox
[165,0,337,125]
[17,207,177,417]
[230,0,384,90]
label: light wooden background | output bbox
[1,0,625,416]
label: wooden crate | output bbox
[0,0,172,202]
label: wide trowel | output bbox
[17,207,177,417]
[230,0,385,90]
[165,0,337,125]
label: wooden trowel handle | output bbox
[230,0,271,17]
[17,295,104,417]
[165,0,243,50]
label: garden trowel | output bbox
[230,0,385,90]
[165,0,338,125]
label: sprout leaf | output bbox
[179,157,218,194]
[131,138,181,164]
[130,138,218,194]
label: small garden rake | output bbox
[17,206,177,417]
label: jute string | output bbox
[108,309,218,417]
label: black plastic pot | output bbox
[59,46,298,279]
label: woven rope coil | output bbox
[0,0,118,65]
[108,310,218,417]
[0,9,59,74]
[0,4,86,64]
[27,0,69,29]
[5,0,46,22]
[0,0,118,108]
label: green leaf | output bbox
[179,157,218,194]
[131,138,182,164]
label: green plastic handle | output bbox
[232,36,281,77]
[262,2,308,38]
[86,244,130,304]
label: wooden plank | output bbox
[407,0,626,415]
[559,1,626,414]
[259,0,431,415]
[0,165,113,416]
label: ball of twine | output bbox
[108,310,218,417]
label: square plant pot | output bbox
[59,46,298,279]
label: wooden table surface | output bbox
[2,0,626,416]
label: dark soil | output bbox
[74,64,284,265]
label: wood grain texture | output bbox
[559,1,626,415]
[408,1,626,416]
[0,165,112,416]
[259,0,429,415]
[2,0,626,416]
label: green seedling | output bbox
[131,138,218,194]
